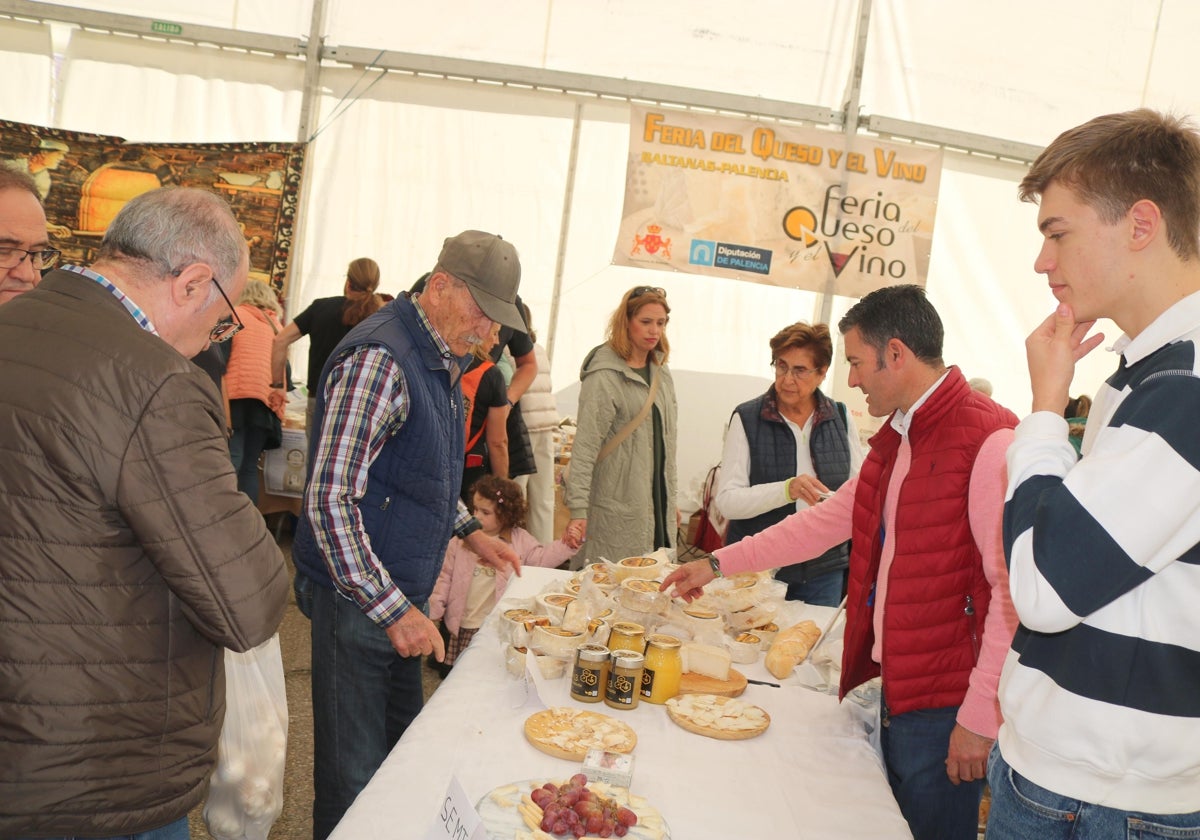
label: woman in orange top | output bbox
[226,279,287,502]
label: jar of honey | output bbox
[569,644,610,704]
[604,651,645,710]
[607,621,646,654]
[641,634,682,704]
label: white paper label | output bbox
[423,775,488,840]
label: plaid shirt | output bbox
[305,296,471,626]
[64,264,158,334]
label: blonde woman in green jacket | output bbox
[565,286,678,564]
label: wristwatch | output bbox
[707,554,723,579]
[456,517,483,539]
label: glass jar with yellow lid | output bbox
[607,621,646,654]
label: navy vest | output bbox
[725,388,851,584]
[292,295,465,606]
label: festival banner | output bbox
[0,119,304,296]
[613,106,943,298]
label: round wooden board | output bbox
[665,694,770,740]
[677,667,747,697]
[523,707,637,761]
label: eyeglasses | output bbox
[773,360,820,381]
[0,246,61,271]
[631,286,666,298]
[208,278,244,343]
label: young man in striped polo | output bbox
[994,109,1200,838]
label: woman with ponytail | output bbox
[271,256,383,428]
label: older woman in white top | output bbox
[716,322,864,605]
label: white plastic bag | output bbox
[203,634,289,840]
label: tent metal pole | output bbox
[546,101,583,366]
[815,0,873,329]
[281,0,328,316]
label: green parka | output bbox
[565,344,677,563]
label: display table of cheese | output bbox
[329,566,913,840]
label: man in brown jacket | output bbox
[0,167,54,306]
[0,187,289,839]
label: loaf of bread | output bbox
[764,620,822,679]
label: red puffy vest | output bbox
[839,368,1017,716]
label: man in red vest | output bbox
[663,284,1019,840]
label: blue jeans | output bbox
[13,815,190,840]
[309,577,425,840]
[228,423,269,503]
[881,703,984,840]
[294,569,314,619]
[986,746,1200,839]
[783,569,846,607]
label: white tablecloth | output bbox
[330,567,913,839]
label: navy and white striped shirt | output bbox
[1000,290,1200,813]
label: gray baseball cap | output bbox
[437,230,523,331]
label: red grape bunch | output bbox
[528,774,640,838]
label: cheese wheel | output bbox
[754,622,779,650]
[619,577,665,612]
[536,592,577,623]
[582,563,618,593]
[726,602,776,632]
[560,598,590,633]
[718,573,763,612]
[680,606,724,645]
[727,632,762,665]
[585,618,611,647]
[531,625,586,658]
[502,610,546,646]
[613,555,664,582]
[505,646,568,679]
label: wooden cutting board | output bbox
[665,694,770,741]
[677,667,747,698]
[523,707,637,761]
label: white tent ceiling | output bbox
[3,0,1197,509]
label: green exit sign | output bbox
[151,21,183,35]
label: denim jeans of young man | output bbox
[783,568,846,607]
[986,746,1200,839]
[13,815,190,840]
[309,578,424,840]
[880,703,984,840]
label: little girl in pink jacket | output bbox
[430,475,575,666]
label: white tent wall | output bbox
[294,70,576,369]
[0,18,52,125]
[323,0,859,110]
[2,0,1197,516]
[58,30,305,142]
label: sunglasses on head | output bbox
[630,286,666,299]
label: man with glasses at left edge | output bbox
[0,167,55,305]
[0,187,289,840]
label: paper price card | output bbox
[424,774,488,840]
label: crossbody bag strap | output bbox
[596,361,662,464]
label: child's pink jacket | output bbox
[429,528,575,634]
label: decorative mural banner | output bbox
[0,119,304,296]
[614,106,943,298]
